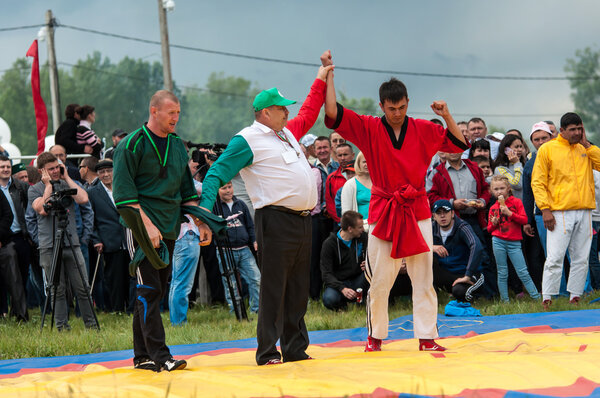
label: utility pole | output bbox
[158,0,173,92]
[45,9,61,134]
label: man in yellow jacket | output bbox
[532,112,600,308]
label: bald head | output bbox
[49,145,67,164]
[148,90,181,136]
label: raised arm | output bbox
[321,50,338,122]
[286,53,333,140]
[431,101,467,147]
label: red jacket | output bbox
[428,159,490,229]
[487,195,527,241]
[325,167,347,222]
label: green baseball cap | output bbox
[253,87,296,112]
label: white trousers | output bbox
[366,219,438,339]
[543,209,593,297]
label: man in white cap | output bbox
[299,133,318,163]
[200,53,333,365]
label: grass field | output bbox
[1,292,598,361]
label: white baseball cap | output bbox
[300,134,317,147]
[529,121,552,140]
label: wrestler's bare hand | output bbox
[430,101,450,117]
[320,50,333,67]
[198,222,212,246]
[146,222,162,248]
[317,65,335,82]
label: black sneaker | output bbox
[134,357,157,371]
[162,358,187,372]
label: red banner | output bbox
[26,40,48,156]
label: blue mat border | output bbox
[1,309,598,375]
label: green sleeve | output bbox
[113,138,141,206]
[180,152,199,203]
[199,135,253,209]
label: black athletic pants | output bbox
[255,207,312,365]
[132,239,174,365]
[432,258,482,302]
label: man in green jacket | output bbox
[113,90,212,372]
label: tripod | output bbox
[40,208,100,331]
[214,196,248,321]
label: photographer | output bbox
[28,152,97,331]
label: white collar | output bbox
[252,120,275,134]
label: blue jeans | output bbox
[589,221,600,290]
[218,246,261,313]
[492,237,540,302]
[322,273,369,310]
[168,232,200,325]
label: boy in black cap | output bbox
[431,199,485,302]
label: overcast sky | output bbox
[2,0,600,141]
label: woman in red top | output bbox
[488,175,540,302]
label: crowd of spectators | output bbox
[0,103,598,327]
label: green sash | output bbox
[117,205,227,276]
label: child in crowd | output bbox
[472,155,492,184]
[493,134,527,200]
[468,139,491,160]
[214,182,261,313]
[487,175,540,302]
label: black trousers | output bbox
[0,242,28,321]
[10,233,31,293]
[103,249,130,312]
[198,241,224,304]
[132,239,174,365]
[255,207,311,365]
[322,273,369,310]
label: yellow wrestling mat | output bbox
[2,326,600,397]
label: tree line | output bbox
[3,47,597,156]
[0,51,378,155]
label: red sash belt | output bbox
[370,184,430,259]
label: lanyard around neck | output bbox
[274,130,292,145]
[142,125,170,167]
[274,130,300,157]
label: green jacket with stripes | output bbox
[112,124,198,240]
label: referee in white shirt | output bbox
[200,55,333,365]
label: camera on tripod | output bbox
[43,180,77,213]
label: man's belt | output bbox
[265,205,311,217]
